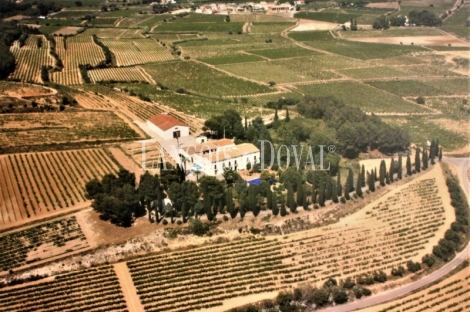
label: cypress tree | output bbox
[368,173,375,192]
[285,107,290,122]
[156,183,162,222]
[325,178,332,200]
[379,160,386,187]
[355,172,363,197]
[435,139,440,157]
[287,183,296,213]
[297,180,305,207]
[319,181,326,206]
[312,189,317,204]
[336,171,342,196]
[397,155,403,179]
[344,178,350,200]
[347,168,354,192]
[430,140,436,164]
[212,198,218,218]
[266,185,272,210]
[272,193,279,216]
[244,115,248,131]
[385,172,390,185]
[415,148,421,173]
[274,108,279,121]
[422,148,428,170]
[332,183,339,203]
[373,168,378,182]
[280,198,287,216]
[389,158,394,183]
[406,155,412,176]
[361,165,366,187]
[438,147,442,161]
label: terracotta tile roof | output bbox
[148,114,188,131]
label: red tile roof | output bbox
[148,114,188,131]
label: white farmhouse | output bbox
[146,113,189,140]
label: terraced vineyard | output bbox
[0,111,142,152]
[9,35,54,83]
[142,61,272,97]
[0,216,88,271]
[0,149,119,228]
[51,36,105,85]
[88,67,150,83]
[101,38,174,66]
[0,266,127,312]
[359,263,470,312]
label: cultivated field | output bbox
[0,111,142,153]
[9,35,54,83]
[0,216,88,271]
[88,67,150,83]
[100,38,174,66]
[0,149,119,229]
[0,266,127,312]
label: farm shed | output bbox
[147,113,190,140]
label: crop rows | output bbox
[0,149,119,228]
[142,61,272,97]
[0,216,88,271]
[126,238,292,311]
[88,67,149,83]
[364,265,470,312]
[282,177,449,285]
[73,91,116,110]
[100,39,174,66]
[0,111,141,151]
[0,266,127,312]
[9,35,54,83]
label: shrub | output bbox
[373,270,387,283]
[176,220,183,225]
[223,215,229,221]
[188,218,208,236]
[162,219,168,225]
[422,254,435,267]
[276,291,293,307]
[391,265,406,277]
[333,289,348,304]
[340,196,346,204]
[416,96,426,104]
[407,260,422,273]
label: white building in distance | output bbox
[147,113,189,141]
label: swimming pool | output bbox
[248,178,261,185]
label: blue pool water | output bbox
[248,178,261,185]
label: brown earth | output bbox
[347,35,470,46]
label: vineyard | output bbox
[9,35,54,83]
[0,266,127,312]
[88,67,150,83]
[141,61,272,97]
[359,264,470,312]
[118,168,454,310]
[51,36,105,85]
[0,149,119,229]
[100,38,174,66]
[0,216,88,271]
[0,111,143,152]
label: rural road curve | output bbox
[321,158,470,312]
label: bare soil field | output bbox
[51,26,82,36]
[347,35,470,46]
[290,19,339,31]
[0,81,55,97]
[366,2,400,9]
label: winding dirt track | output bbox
[321,157,470,312]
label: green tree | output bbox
[415,147,421,173]
[422,148,428,170]
[287,183,296,213]
[397,155,403,179]
[361,165,366,187]
[347,168,354,192]
[389,158,394,183]
[379,160,386,187]
[285,107,290,122]
[368,172,375,192]
[439,147,442,161]
[336,170,342,196]
[332,183,339,203]
[280,198,287,217]
[296,180,305,207]
[188,218,208,236]
[272,193,279,216]
[312,288,329,307]
[406,155,412,176]
[319,181,326,206]
[194,200,204,218]
[355,172,363,197]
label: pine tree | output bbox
[389,158,394,183]
[347,168,354,192]
[361,165,366,187]
[397,155,403,179]
[438,147,442,161]
[415,147,421,173]
[355,172,363,197]
[285,107,290,122]
[379,160,386,187]
[319,181,326,206]
[336,171,342,196]
[272,193,279,216]
[406,155,412,176]
[332,183,339,203]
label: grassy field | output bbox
[135,14,173,27]
[250,22,296,34]
[288,30,334,42]
[38,25,64,34]
[440,4,470,40]
[424,97,470,120]
[424,78,470,95]
[382,115,468,149]
[297,81,431,113]
[21,18,83,26]
[199,53,265,65]
[248,46,319,59]
[154,22,245,33]
[340,28,445,38]
[51,10,97,19]
[365,80,452,97]
[141,61,272,97]
[396,64,465,77]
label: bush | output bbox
[416,96,426,104]
[276,291,293,307]
[312,288,329,307]
[176,220,183,225]
[422,254,435,267]
[340,196,346,204]
[223,215,229,221]
[373,270,387,283]
[188,218,208,236]
[333,289,348,304]
[391,265,406,277]
[162,219,168,225]
[407,260,422,273]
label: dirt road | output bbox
[114,262,145,312]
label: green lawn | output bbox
[365,80,451,96]
[297,81,431,113]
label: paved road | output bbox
[322,158,470,312]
